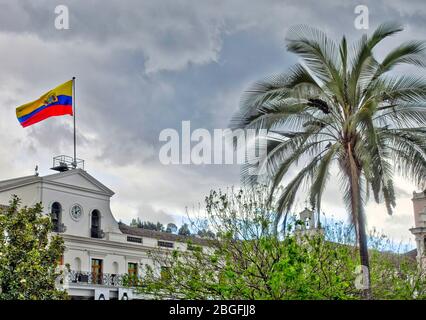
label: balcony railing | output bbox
[65,270,143,288]
[51,155,85,171]
[91,228,105,239]
[53,223,67,233]
[66,271,124,287]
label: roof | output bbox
[0,169,114,196]
[43,169,114,195]
[403,249,417,260]
[0,175,41,190]
[118,223,212,246]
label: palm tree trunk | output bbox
[356,205,371,299]
[345,143,371,299]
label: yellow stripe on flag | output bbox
[16,80,73,118]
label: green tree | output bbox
[231,23,426,298]
[0,195,67,300]
[178,223,191,236]
[130,218,141,228]
[197,228,216,239]
[166,223,178,234]
[136,188,424,300]
[130,218,166,232]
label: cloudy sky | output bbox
[0,0,424,246]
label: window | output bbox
[74,257,82,272]
[112,262,119,275]
[91,259,103,285]
[158,240,174,248]
[127,236,142,244]
[50,202,62,232]
[91,210,102,238]
[128,263,138,276]
[128,262,139,286]
[112,262,120,286]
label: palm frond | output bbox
[275,153,324,231]
[374,40,426,79]
[309,143,338,214]
[285,25,342,85]
[348,22,404,108]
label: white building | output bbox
[0,156,206,300]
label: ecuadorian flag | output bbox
[16,80,73,128]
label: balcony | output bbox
[52,222,67,233]
[51,155,85,172]
[67,271,123,287]
[91,228,105,239]
[65,271,142,288]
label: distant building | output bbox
[0,156,206,300]
[410,191,426,267]
[294,207,324,237]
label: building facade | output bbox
[0,159,203,300]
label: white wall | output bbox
[41,183,120,238]
[0,183,41,207]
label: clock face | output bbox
[70,204,83,221]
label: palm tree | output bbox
[231,22,426,298]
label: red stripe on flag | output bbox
[21,105,73,128]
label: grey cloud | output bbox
[135,203,177,225]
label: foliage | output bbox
[230,23,426,297]
[166,223,178,234]
[178,223,191,236]
[129,219,216,238]
[130,219,189,235]
[135,188,424,300]
[130,218,166,232]
[0,195,67,300]
[197,228,216,239]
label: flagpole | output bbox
[72,76,76,169]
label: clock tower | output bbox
[0,155,122,239]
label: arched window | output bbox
[74,257,82,272]
[112,261,119,286]
[51,202,62,232]
[91,210,102,238]
[112,262,119,275]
